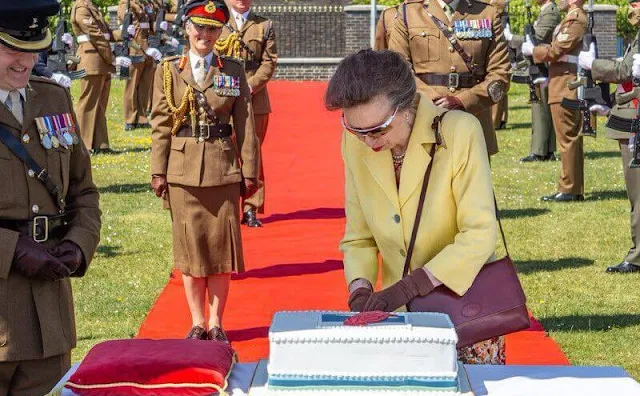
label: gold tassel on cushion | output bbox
[215,32,241,57]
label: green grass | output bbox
[69,80,639,378]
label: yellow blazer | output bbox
[340,94,497,297]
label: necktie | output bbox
[236,14,244,30]
[5,90,23,125]
[194,58,206,89]
[444,4,454,21]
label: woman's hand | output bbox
[362,269,436,312]
[348,287,372,312]
[434,96,465,111]
[151,174,168,198]
[244,178,258,197]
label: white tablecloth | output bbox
[52,362,640,396]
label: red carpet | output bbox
[137,81,569,366]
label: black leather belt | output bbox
[0,214,68,243]
[606,114,640,133]
[244,60,260,71]
[174,124,233,140]
[417,72,484,89]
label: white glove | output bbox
[159,21,169,31]
[533,76,548,86]
[61,33,74,47]
[103,32,111,40]
[521,37,534,57]
[633,53,640,79]
[115,56,132,68]
[578,42,596,71]
[127,24,137,37]
[167,37,180,48]
[503,23,513,42]
[589,104,611,116]
[145,47,163,61]
[51,73,72,88]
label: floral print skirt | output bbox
[457,336,505,365]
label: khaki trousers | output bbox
[619,140,640,265]
[0,353,70,396]
[550,103,583,194]
[123,57,154,125]
[530,85,556,156]
[76,74,111,150]
[243,114,269,213]
[491,95,508,129]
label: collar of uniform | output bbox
[436,0,461,13]
[188,50,214,71]
[0,88,26,105]
[230,8,250,24]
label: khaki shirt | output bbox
[374,6,399,50]
[218,11,278,115]
[71,0,120,75]
[389,0,511,156]
[151,55,259,186]
[0,77,101,361]
[532,6,587,104]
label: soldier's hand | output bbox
[503,23,513,42]
[12,235,70,280]
[633,54,640,79]
[244,178,258,197]
[51,73,72,89]
[115,56,132,68]
[167,37,180,49]
[127,24,137,37]
[61,32,74,47]
[521,40,534,57]
[434,96,465,111]
[145,47,163,61]
[159,21,170,31]
[50,241,84,276]
[151,174,168,198]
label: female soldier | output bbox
[150,0,258,341]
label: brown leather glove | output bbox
[434,96,465,111]
[243,177,258,198]
[50,241,85,276]
[362,269,436,312]
[348,287,372,312]
[12,235,70,280]
[151,174,168,198]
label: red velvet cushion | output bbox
[65,339,236,396]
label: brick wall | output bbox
[274,63,338,80]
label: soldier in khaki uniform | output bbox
[580,0,640,272]
[118,0,163,130]
[374,6,398,50]
[0,1,101,393]
[490,0,508,130]
[71,0,132,153]
[389,0,511,156]
[506,0,561,161]
[523,0,587,201]
[151,0,258,341]
[217,0,277,227]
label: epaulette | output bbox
[219,55,243,67]
[29,75,63,87]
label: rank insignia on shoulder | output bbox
[34,113,79,150]
[214,75,241,97]
[454,18,492,39]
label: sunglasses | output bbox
[341,107,399,137]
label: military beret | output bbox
[184,0,229,27]
[0,0,59,52]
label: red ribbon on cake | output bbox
[344,311,395,326]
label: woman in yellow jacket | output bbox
[325,50,502,364]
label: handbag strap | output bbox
[401,114,509,278]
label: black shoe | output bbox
[91,148,117,155]
[497,120,507,130]
[545,153,558,161]
[124,123,137,131]
[138,122,151,128]
[207,327,230,343]
[241,209,262,227]
[606,261,640,273]
[541,192,585,202]
[520,153,554,162]
[186,325,208,340]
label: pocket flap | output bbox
[409,27,439,40]
[170,138,187,151]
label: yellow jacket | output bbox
[341,94,497,296]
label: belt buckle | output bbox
[448,73,460,89]
[32,216,49,243]
[198,121,211,142]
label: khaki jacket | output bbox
[0,77,101,361]
[219,12,278,115]
[374,7,398,50]
[592,39,637,140]
[118,0,153,56]
[511,1,561,48]
[151,55,259,186]
[71,0,120,75]
[341,94,497,297]
[532,7,587,104]
[389,0,511,156]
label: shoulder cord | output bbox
[162,60,196,135]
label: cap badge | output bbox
[205,2,217,13]
[29,18,39,29]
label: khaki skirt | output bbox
[168,183,244,277]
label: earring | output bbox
[404,112,411,125]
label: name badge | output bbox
[213,75,240,97]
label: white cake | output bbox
[266,311,461,394]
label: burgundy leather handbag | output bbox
[403,114,530,348]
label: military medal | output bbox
[214,75,240,97]
[58,114,73,146]
[63,113,80,145]
[35,117,52,149]
[51,115,68,148]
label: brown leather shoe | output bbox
[207,326,229,343]
[186,325,208,340]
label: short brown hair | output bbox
[325,50,416,111]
